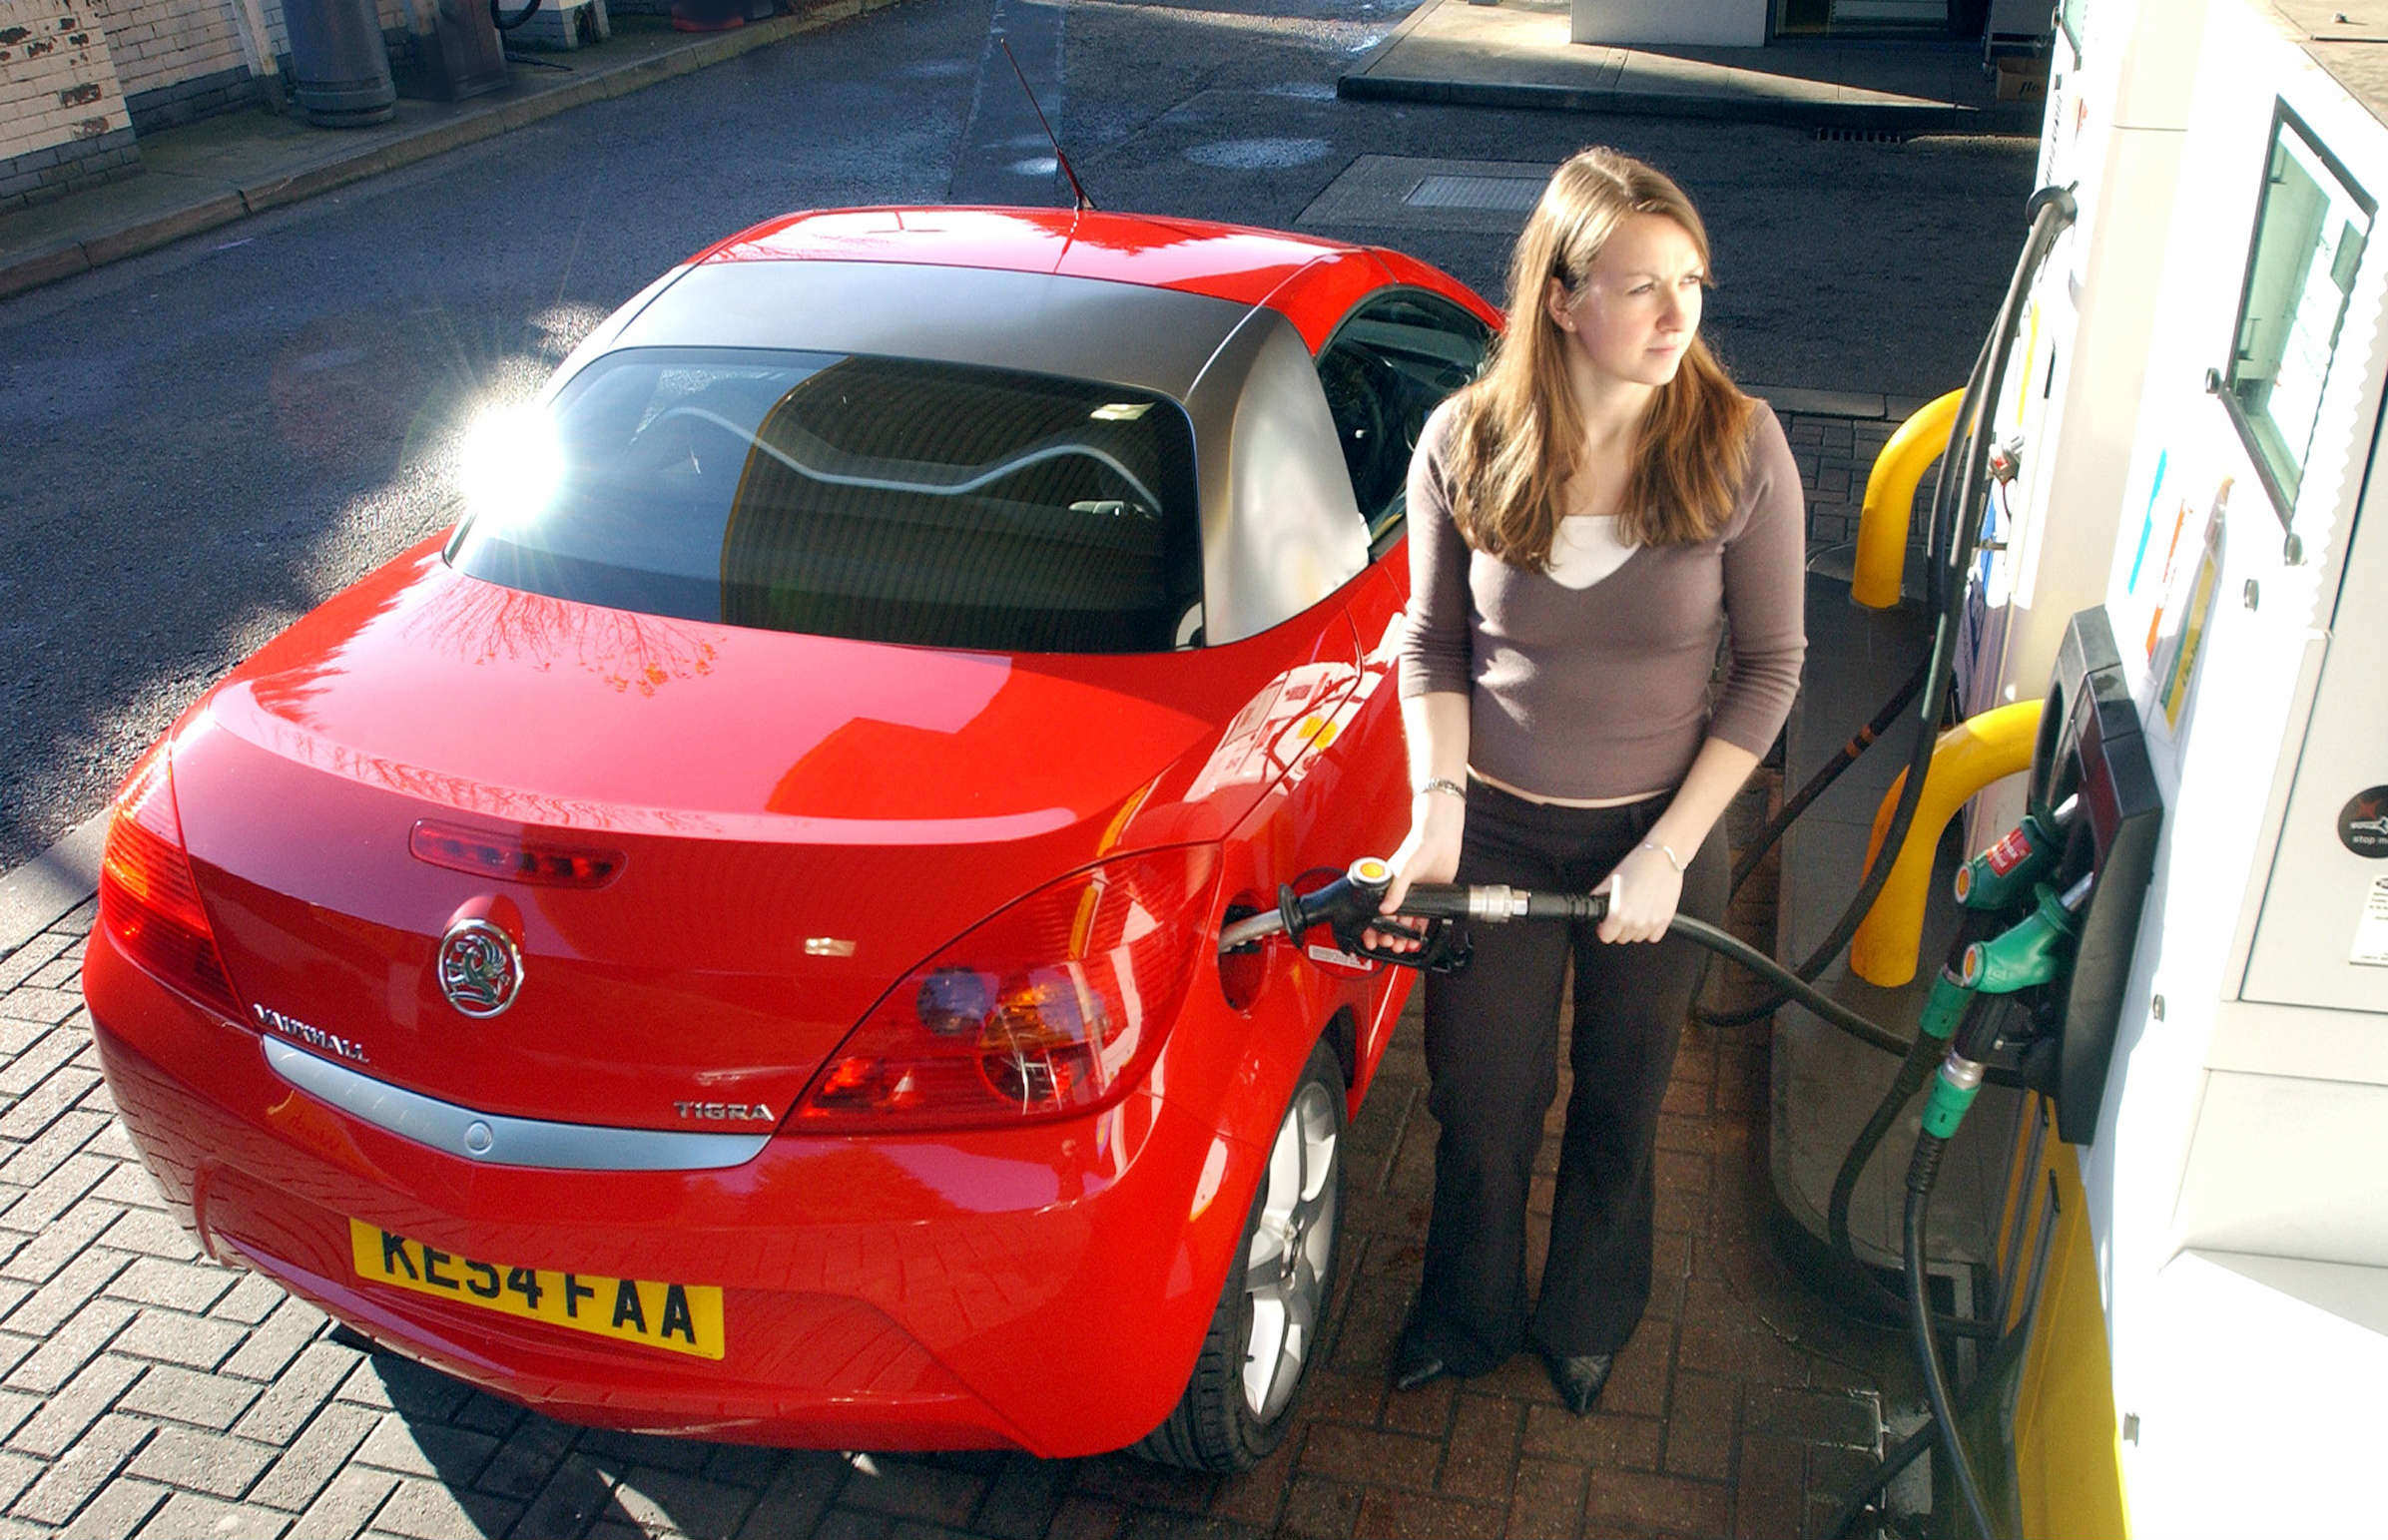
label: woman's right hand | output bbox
[1365,794,1465,953]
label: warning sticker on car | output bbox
[2351,877,2388,969]
[348,1220,724,1359]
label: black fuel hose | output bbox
[1728,653,1928,897]
[1226,864,1912,1057]
[1826,1167,2059,1540]
[1906,1135,2001,1540]
[1819,1300,2036,1540]
[1666,916,1909,1056]
[1700,186,2077,1032]
[1831,1025,1941,1267]
[1824,993,2001,1341]
[1825,899,2016,1339]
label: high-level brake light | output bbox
[408,819,625,888]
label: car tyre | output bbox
[1135,1034,1346,1471]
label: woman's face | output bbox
[1546,213,1707,391]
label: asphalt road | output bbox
[0,0,2035,874]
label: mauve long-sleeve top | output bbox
[1397,397,1808,801]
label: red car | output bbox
[85,207,1496,1469]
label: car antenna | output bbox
[999,37,1095,213]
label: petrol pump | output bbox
[1760,0,2210,1340]
[1784,0,2388,1533]
[1251,5,2388,1522]
[2015,2,2388,1532]
[1955,0,2200,786]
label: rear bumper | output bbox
[85,929,1265,1456]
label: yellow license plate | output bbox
[349,1220,724,1360]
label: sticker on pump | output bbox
[2352,877,2388,970]
[1984,827,2034,876]
[2338,787,2388,859]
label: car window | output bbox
[1315,293,1492,558]
[447,348,1203,654]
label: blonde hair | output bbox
[1445,147,1754,566]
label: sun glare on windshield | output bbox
[458,404,565,531]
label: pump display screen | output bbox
[2223,107,2375,522]
[2057,0,2087,53]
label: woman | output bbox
[1373,148,1805,1413]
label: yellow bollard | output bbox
[1852,388,1966,610]
[1849,700,2043,987]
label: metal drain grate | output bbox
[1404,173,1546,213]
[1813,126,1908,144]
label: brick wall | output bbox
[2,0,439,156]
[101,0,245,119]
[0,0,139,213]
[251,0,421,64]
[123,60,256,131]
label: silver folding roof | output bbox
[566,258,1369,646]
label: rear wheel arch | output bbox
[1133,1032,1347,1470]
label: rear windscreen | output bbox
[447,347,1203,653]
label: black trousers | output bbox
[1406,778,1727,1371]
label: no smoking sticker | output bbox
[2339,786,2388,858]
[2353,877,2388,969]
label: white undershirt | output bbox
[1544,513,1638,590]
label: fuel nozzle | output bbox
[1219,852,1626,971]
[1953,794,2076,912]
[1220,856,1395,954]
[1956,871,2086,999]
[1918,871,2093,1142]
[1273,855,1394,944]
[1215,856,1474,972]
[1915,967,1977,1046]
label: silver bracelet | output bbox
[1417,776,1468,800]
[1639,839,1687,873]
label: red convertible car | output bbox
[85,207,1496,1468]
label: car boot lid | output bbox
[163,541,1361,1137]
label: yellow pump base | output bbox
[1850,699,2043,987]
[1996,1097,2130,1540]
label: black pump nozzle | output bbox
[1220,856,1621,972]
[1275,856,1395,944]
[1278,858,1474,971]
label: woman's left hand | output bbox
[1593,842,1682,944]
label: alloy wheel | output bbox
[1241,1077,1340,1420]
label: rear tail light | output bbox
[408,819,625,888]
[794,846,1220,1132]
[98,738,244,1019]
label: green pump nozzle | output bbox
[1919,871,2094,1141]
[1953,794,2077,914]
[1956,872,2086,997]
[1916,969,1976,1044]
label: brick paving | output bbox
[0,409,1910,1539]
